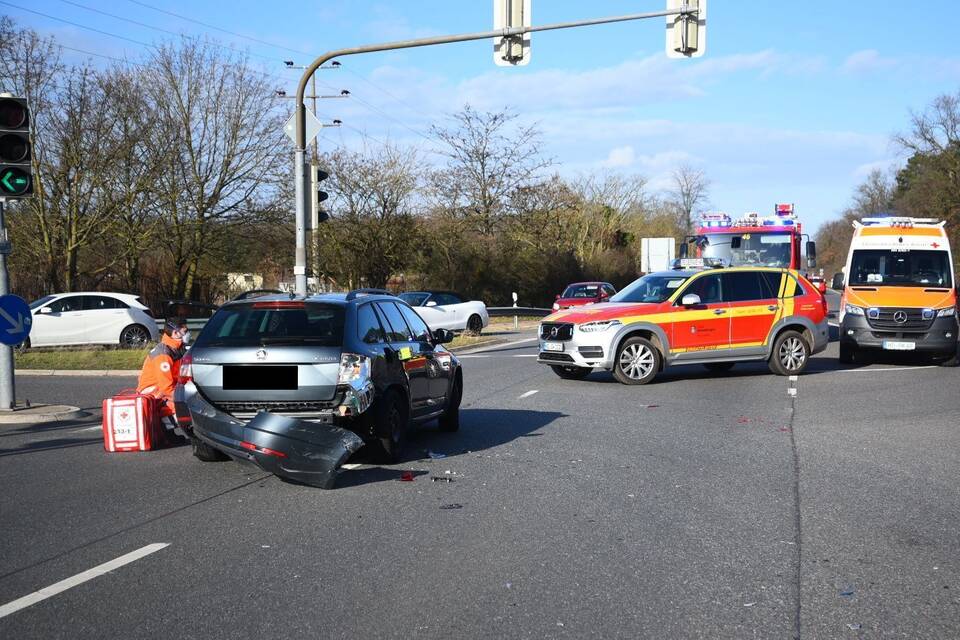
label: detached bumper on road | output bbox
[840,314,959,355]
[186,390,364,489]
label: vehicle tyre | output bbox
[466,314,483,336]
[438,374,462,432]
[838,342,856,364]
[191,434,228,462]
[550,365,592,380]
[612,337,660,385]
[375,389,409,464]
[703,362,735,373]
[769,330,810,376]
[120,324,152,349]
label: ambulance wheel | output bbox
[551,365,591,380]
[613,337,660,385]
[769,330,810,376]
[703,362,735,373]
[838,342,856,364]
[466,314,484,336]
[120,324,152,349]
[192,435,228,462]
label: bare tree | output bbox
[144,40,286,299]
[429,105,552,235]
[571,172,649,263]
[668,164,710,236]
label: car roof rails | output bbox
[345,288,393,301]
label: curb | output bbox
[0,405,89,424]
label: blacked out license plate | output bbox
[222,365,298,390]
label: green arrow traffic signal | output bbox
[0,167,30,196]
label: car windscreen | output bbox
[29,295,56,310]
[702,232,793,268]
[849,249,953,287]
[611,274,689,303]
[193,302,345,347]
[562,285,600,298]
[398,293,429,307]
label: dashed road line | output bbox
[829,365,937,374]
[0,543,170,619]
[518,390,539,399]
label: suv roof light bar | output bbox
[345,288,393,301]
[859,216,943,227]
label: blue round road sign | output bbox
[0,294,32,346]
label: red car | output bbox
[553,282,617,311]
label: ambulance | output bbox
[837,217,959,363]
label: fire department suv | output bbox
[538,265,829,385]
[837,217,959,364]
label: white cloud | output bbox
[601,146,636,168]
[841,49,898,74]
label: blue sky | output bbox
[8,1,960,232]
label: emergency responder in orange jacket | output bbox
[137,317,189,423]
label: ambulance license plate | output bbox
[882,340,916,351]
[543,342,564,352]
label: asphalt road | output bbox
[1,326,958,639]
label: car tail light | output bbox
[252,300,304,309]
[179,353,192,385]
[240,441,288,458]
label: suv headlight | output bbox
[578,319,622,333]
[844,304,865,316]
[937,307,956,317]
[338,353,370,384]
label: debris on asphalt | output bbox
[846,623,862,630]
[439,503,463,510]
[743,602,756,607]
[426,450,447,459]
[780,540,796,545]
[840,587,855,597]
[432,476,454,483]
[400,470,415,482]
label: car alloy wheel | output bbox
[619,343,655,381]
[120,324,151,348]
[778,335,806,372]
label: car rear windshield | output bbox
[193,302,345,347]
[849,249,953,288]
[562,284,600,298]
[611,274,689,303]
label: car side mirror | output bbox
[38,307,53,315]
[425,300,438,307]
[832,273,844,290]
[432,328,454,344]
[681,293,701,306]
[818,281,827,294]
[806,241,817,268]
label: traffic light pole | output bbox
[0,199,15,410]
[292,5,697,296]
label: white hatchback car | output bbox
[26,292,159,348]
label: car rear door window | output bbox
[721,272,768,302]
[375,302,414,342]
[84,296,127,310]
[398,302,433,342]
[357,303,386,344]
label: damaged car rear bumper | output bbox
[183,384,366,489]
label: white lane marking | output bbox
[513,354,538,358]
[789,375,798,382]
[518,390,539,399]
[458,337,538,355]
[77,426,102,433]
[0,543,170,620]
[831,365,937,374]
[341,463,363,470]
[787,388,797,397]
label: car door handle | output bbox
[713,309,727,315]
[767,305,778,311]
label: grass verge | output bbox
[16,348,149,370]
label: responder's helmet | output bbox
[164,316,188,337]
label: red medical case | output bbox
[102,390,164,452]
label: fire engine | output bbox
[680,203,816,272]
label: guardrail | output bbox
[487,307,553,318]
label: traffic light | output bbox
[0,97,32,198]
[493,0,531,66]
[308,163,329,228]
[665,0,707,59]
